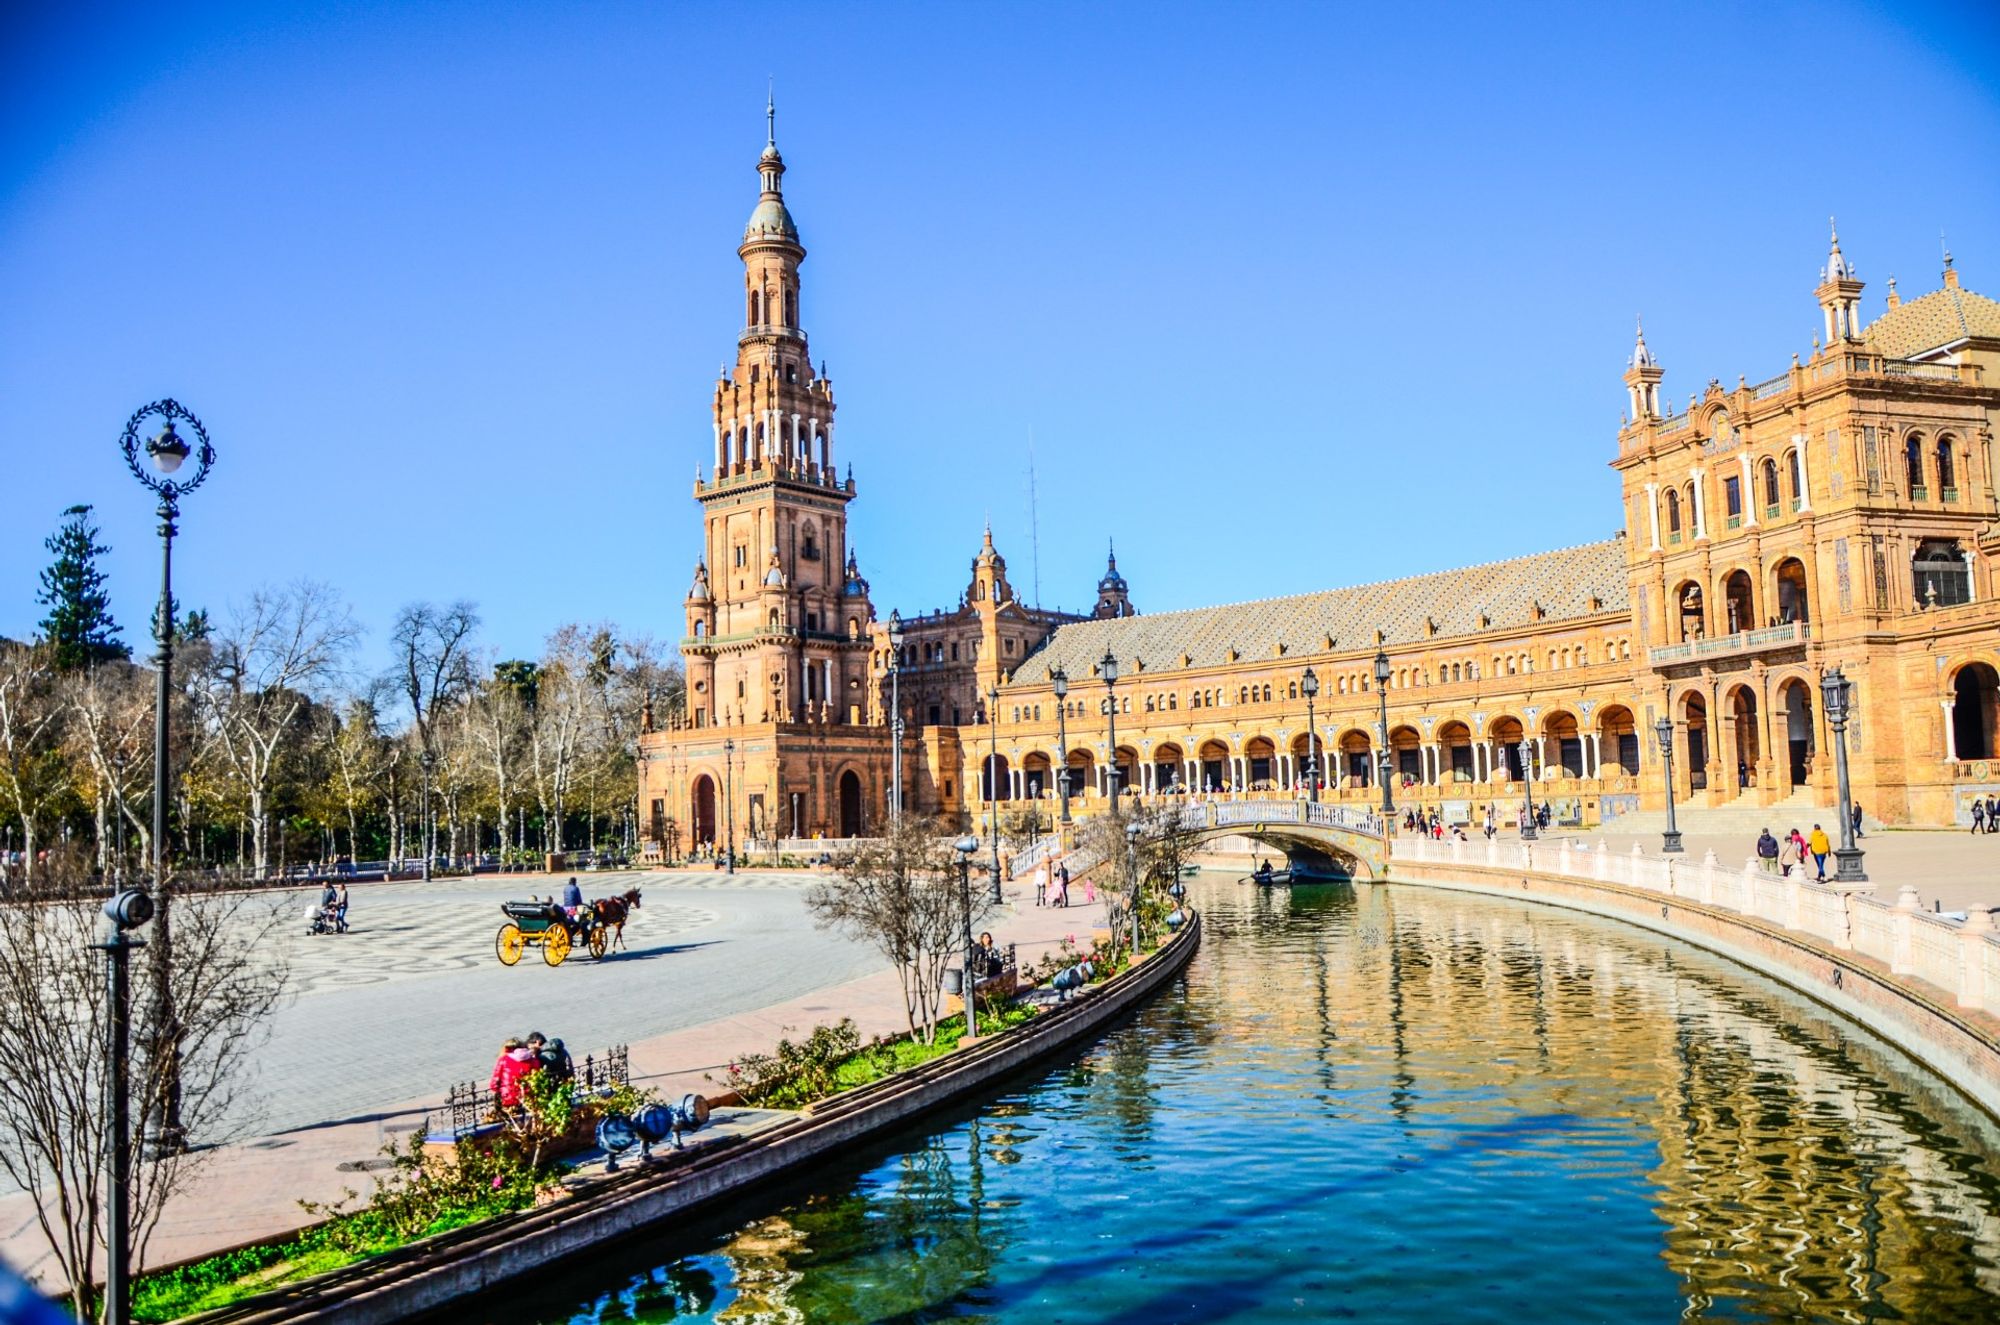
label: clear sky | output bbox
[4,1,1997,672]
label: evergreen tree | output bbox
[36,504,127,670]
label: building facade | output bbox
[641,131,2000,848]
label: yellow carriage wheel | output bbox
[587,925,608,961]
[496,923,525,967]
[542,923,572,966]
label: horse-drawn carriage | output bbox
[493,888,642,968]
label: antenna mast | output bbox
[1028,431,1042,611]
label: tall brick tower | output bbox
[682,99,873,735]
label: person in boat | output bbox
[1253,858,1275,884]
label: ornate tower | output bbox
[1093,543,1137,619]
[682,103,873,729]
[1815,219,1865,344]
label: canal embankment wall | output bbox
[1388,836,2000,1119]
[192,912,1203,1325]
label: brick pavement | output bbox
[0,863,1112,1293]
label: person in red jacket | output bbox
[489,1038,539,1110]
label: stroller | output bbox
[306,888,348,935]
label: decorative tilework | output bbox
[1836,538,1852,612]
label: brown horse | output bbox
[591,888,642,951]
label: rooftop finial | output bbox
[766,80,776,148]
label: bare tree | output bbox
[527,626,595,854]
[199,583,358,874]
[469,661,531,860]
[0,854,288,1320]
[61,662,156,874]
[806,819,992,1044]
[387,601,478,861]
[320,689,386,861]
[0,641,69,882]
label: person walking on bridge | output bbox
[1756,829,1780,874]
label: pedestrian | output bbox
[1033,861,1049,907]
[489,1038,538,1111]
[1808,824,1832,881]
[1779,830,1801,876]
[1054,862,1069,908]
[532,1034,574,1086]
[1483,808,1496,840]
[1756,828,1780,873]
[1988,794,1998,833]
[1851,801,1865,840]
[334,880,350,932]
[1974,799,1986,834]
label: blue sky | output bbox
[4,1,1997,672]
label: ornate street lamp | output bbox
[1518,736,1538,841]
[1374,649,1393,821]
[1102,648,1121,812]
[1051,665,1072,825]
[120,399,214,1158]
[986,686,1002,902]
[94,888,153,1325]
[1654,716,1683,853]
[887,609,904,828]
[953,835,980,1038]
[1301,666,1320,804]
[723,737,736,874]
[1821,667,1869,883]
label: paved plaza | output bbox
[237,868,884,1136]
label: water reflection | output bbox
[519,878,2000,1323]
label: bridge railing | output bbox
[1390,835,2000,1019]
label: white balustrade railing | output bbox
[1391,835,2000,1017]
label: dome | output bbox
[744,197,798,243]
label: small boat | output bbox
[1179,864,1201,877]
[1243,864,1348,886]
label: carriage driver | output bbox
[561,876,584,919]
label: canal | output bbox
[517,874,2000,1322]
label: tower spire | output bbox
[766,81,776,149]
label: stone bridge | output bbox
[1168,798,1390,881]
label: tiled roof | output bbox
[1863,280,2000,359]
[1009,539,1630,687]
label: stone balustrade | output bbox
[1392,834,2000,1017]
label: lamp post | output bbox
[420,748,435,881]
[1374,650,1393,820]
[120,399,213,1158]
[1051,666,1072,825]
[1125,819,1142,958]
[1654,717,1684,853]
[887,610,904,828]
[987,686,1003,903]
[1301,666,1320,803]
[723,738,736,874]
[1518,737,1538,841]
[93,889,154,1325]
[953,835,980,1038]
[1821,667,1869,883]
[1102,649,1121,814]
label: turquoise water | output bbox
[517,877,2000,1323]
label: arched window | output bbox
[1665,489,1682,535]
[1787,449,1803,504]
[1938,437,1957,495]
[1906,435,1926,495]
[785,289,797,326]
[748,290,758,323]
[1762,458,1780,509]
[1914,540,1973,607]
[1168,694,1178,710]
[1262,684,1272,702]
